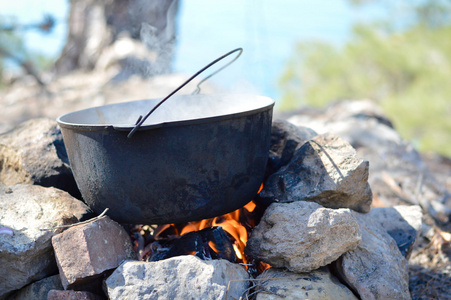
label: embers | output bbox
[129,199,269,275]
[150,226,237,262]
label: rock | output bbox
[266,120,317,176]
[47,289,105,300]
[0,118,80,198]
[7,275,63,300]
[105,256,249,300]
[287,99,449,222]
[245,201,361,273]
[254,267,358,300]
[259,133,372,213]
[51,216,136,291]
[333,211,411,300]
[420,153,451,193]
[0,184,90,299]
[286,100,396,148]
[369,205,423,258]
[357,142,450,222]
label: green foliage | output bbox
[279,7,451,157]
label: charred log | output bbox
[148,226,236,263]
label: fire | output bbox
[144,183,270,272]
[173,200,258,265]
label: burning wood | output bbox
[149,227,236,262]
[130,198,270,275]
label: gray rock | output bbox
[334,211,411,300]
[7,275,63,300]
[358,144,450,222]
[255,267,358,300]
[0,184,90,299]
[369,205,423,258]
[259,133,372,213]
[105,256,249,300]
[267,119,317,176]
[245,201,361,273]
[287,99,449,222]
[286,100,397,148]
[47,289,104,300]
[0,118,79,198]
[52,216,136,290]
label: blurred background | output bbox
[1,0,450,156]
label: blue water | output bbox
[2,0,384,102]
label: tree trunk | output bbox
[55,0,178,75]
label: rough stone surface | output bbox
[51,216,136,290]
[47,289,105,300]
[0,118,80,197]
[369,205,423,258]
[7,275,63,300]
[266,119,317,177]
[255,267,358,300]
[245,201,361,273]
[105,256,249,300]
[259,133,373,213]
[0,184,90,299]
[287,99,450,222]
[334,211,411,300]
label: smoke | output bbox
[138,0,178,77]
[140,22,172,76]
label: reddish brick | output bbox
[51,217,136,290]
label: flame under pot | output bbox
[57,94,274,224]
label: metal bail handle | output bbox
[127,47,243,138]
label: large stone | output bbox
[0,184,90,299]
[369,205,423,258]
[259,134,372,213]
[287,99,449,222]
[245,201,361,273]
[52,216,136,291]
[334,211,411,300]
[105,256,249,300]
[255,267,358,300]
[266,119,317,176]
[7,275,63,300]
[0,118,80,198]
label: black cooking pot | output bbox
[57,94,274,224]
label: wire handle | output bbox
[127,48,243,138]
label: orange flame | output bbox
[172,201,256,265]
[155,183,269,271]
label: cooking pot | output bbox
[57,93,274,224]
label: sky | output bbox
[1,0,384,99]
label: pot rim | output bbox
[56,93,275,132]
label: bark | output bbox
[55,0,178,75]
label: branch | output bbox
[0,46,46,87]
